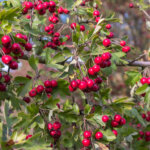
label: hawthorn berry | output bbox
[106,24,111,29]
[112,130,118,136]
[11,43,21,54]
[48,123,53,130]
[94,56,102,65]
[83,131,91,138]
[80,25,85,32]
[51,80,57,88]
[111,120,119,127]
[29,89,37,97]
[25,43,32,51]
[0,83,6,91]
[147,77,150,85]
[122,46,131,53]
[70,23,77,29]
[26,135,32,140]
[88,67,95,76]
[120,118,126,125]
[4,75,10,83]
[53,121,61,130]
[63,8,69,14]
[95,17,100,23]
[71,80,78,89]
[102,115,109,123]
[9,61,18,70]
[129,3,134,8]
[2,55,12,64]
[114,114,122,122]
[94,77,102,84]
[44,80,51,87]
[23,97,31,103]
[95,132,103,140]
[82,139,91,147]
[58,7,64,14]
[45,87,53,93]
[79,81,87,90]
[93,10,100,17]
[49,1,56,8]
[103,39,111,47]
[120,41,126,46]
[87,79,94,88]
[36,85,44,93]
[93,65,100,73]
[1,35,11,47]
[69,85,75,92]
[140,77,147,85]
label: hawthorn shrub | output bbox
[0,0,150,150]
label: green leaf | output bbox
[136,84,149,95]
[9,0,21,7]
[84,104,91,115]
[28,55,38,71]
[102,129,116,142]
[44,98,60,109]
[14,76,30,84]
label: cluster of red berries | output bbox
[70,23,85,32]
[138,131,150,142]
[48,121,61,139]
[142,112,150,122]
[0,73,11,92]
[69,76,102,93]
[1,34,32,70]
[140,77,150,85]
[105,24,114,39]
[120,40,131,53]
[29,80,57,97]
[89,52,112,75]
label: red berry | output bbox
[44,80,51,87]
[140,77,147,85]
[49,1,56,8]
[107,32,114,39]
[88,67,95,76]
[43,2,50,9]
[58,7,64,14]
[9,61,18,70]
[112,130,118,136]
[129,3,134,8]
[36,85,44,93]
[145,131,150,137]
[2,47,11,54]
[50,130,57,137]
[1,35,11,48]
[83,131,91,138]
[25,2,33,9]
[102,115,109,123]
[70,23,77,29]
[147,77,150,85]
[22,35,28,42]
[0,83,6,91]
[137,123,142,128]
[37,4,44,11]
[145,136,150,141]
[91,84,99,92]
[87,79,94,88]
[80,25,85,31]
[48,123,53,130]
[106,24,111,29]
[23,97,31,103]
[79,81,87,90]
[142,113,146,119]
[122,46,131,53]
[26,15,31,19]
[51,80,57,88]
[55,130,61,138]
[103,39,111,47]
[137,137,143,141]
[0,72,2,79]
[54,32,60,37]
[93,65,100,73]
[29,89,37,97]
[120,41,126,46]
[120,118,126,125]
[49,24,54,30]
[139,131,144,137]
[82,77,89,82]
[53,121,61,130]
[95,132,103,140]
[2,55,12,64]
[69,85,75,92]
[95,17,100,23]
[22,7,28,14]
[114,114,122,122]
[94,77,102,84]
[93,10,100,17]
[45,87,53,93]
[45,26,51,32]
[4,74,10,83]
[25,43,32,51]
[11,43,21,54]
[82,139,91,147]
[65,35,70,40]
[94,56,102,65]
[63,8,69,14]
[111,120,119,127]
[101,52,111,61]
[71,80,78,89]
[26,134,32,140]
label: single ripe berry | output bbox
[94,56,102,65]
[80,25,85,32]
[122,46,131,53]
[43,2,50,9]
[23,97,31,103]
[4,74,10,83]
[2,55,12,64]
[88,67,95,76]
[147,77,150,85]
[70,23,77,29]
[139,131,144,137]
[11,43,21,54]
[111,120,119,127]
[145,131,150,137]
[57,7,64,14]
[69,85,75,92]
[25,2,33,9]
[49,24,54,30]
[63,8,69,14]
[65,35,70,40]
[26,134,32,140]
[129,3,134,8]
[37,4,44,11]
[79,81,87,90]
[112,130,118,136]
[93,10,100,17]
[82,139,91,147]
[120,41,126,46]
[2,47,11,54]
[25,43,32,51]
[0,83,6,91]
[51,80,57,88]
[106,24,111,29]
[53,121,61,130]
[44,80,51,87]
[50,130,57,137]
[120,118,126,125]
[9,61,18,70]
[45,87,53,93]
[95,132,103,140]
[49,1,56,8]
[142,113,146,119]
[48,123,53,130]
[102,52,111,61]
[54,32,60,37]
[140,77,147,85]
[93,65,100,73]
[107,32,114,39]
[102,115,109,123]
[95,17,100,23]
[94,77,102,84]
[29,89,37,97]
[83,131,91,138]
[1,35,11,47]
[103,39,111,47]
[36,85,44,93]
[71,80,78,89]
[26,15,31,19]
[87,79,94,88]
[114,114,122,122]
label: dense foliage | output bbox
[0,0,150,149]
